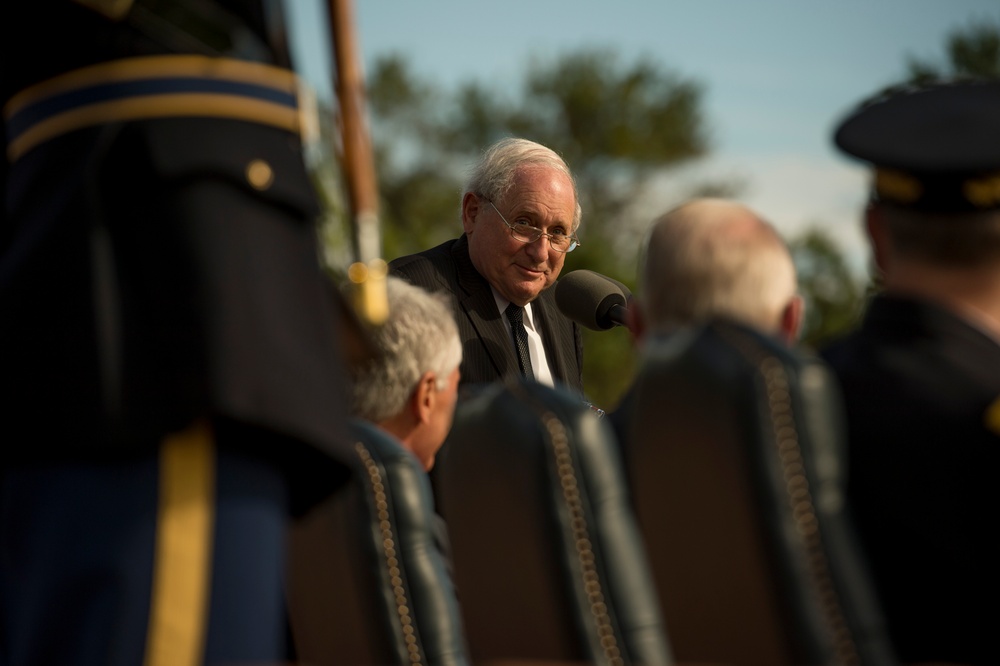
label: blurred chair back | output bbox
[624,320,895,666]
[286,420,469,666]
[437,380,672,666]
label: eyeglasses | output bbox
[484,199,580,253]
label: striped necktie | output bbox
[505,303,535,380]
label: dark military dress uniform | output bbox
[823,79,1000,665]
[1,2,352,664]
[822,296,1000,664]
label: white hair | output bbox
[639,198,797,334]
[350,277,463,423]
[464,137,582,230]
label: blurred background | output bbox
[286,0,1000,409]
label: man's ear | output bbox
[461,192,481,235]
[411,371,437,424]
[626,299,647,346]
[866,203,891,275]
[780,294,804,345]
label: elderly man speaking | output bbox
[390,137,584,394]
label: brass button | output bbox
[246,159,274,191]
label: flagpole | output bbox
[328,0,388,325]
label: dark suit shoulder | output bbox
[388,238,457,272]
[388,239,459,292]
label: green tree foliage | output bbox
[323,19,1000,407]
[908,17,1000,81]
[367,50,707,268]
[364,49,708,408]
[788,229,867,350]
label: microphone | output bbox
[555,270,630,331]
[595,272,632,302]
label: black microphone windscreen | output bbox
[596,273,632,301]
[555,270,627,331]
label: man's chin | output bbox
[507,287,544,305]
[505,276,554,303]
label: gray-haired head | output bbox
[638,198,798,335]
[464,137,582,231]
[350,277,463,423]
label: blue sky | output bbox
[287,0,999,277]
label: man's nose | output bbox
[524,234,551,261]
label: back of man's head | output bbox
[877,205,1000,269]
[637,198,799,340]
[350,277,462,424]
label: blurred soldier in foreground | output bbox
[1,2,353,664]
[823,79,1000,664]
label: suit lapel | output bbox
[534,289,572,384]
[451,236,519,380]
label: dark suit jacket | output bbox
[389,235,584,394]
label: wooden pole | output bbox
[328,0,387,325]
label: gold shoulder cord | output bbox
[355,442,425,665]
[720,329,861,666]
[536,405,624,666]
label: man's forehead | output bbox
[503,166,576,208]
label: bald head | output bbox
[638,198,800,340]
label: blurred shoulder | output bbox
[389,238,463,291]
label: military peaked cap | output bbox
[834,79,1000,211]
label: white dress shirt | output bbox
[492,289,555,387]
